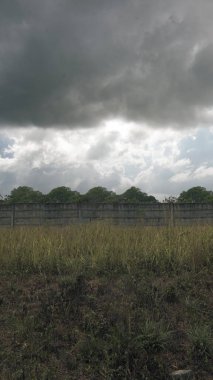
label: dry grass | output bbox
[0,223,212,274]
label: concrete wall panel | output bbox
[0,203,212,227]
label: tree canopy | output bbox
[82,187,118,203]
[45,187,80,203]
[119,187,158,203]
[2,185,213,204]
[177,187,213,203]
[6,186,44,204]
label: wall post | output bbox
[169,202,175,227]
[11,204,15,228]
[78,203,82,222]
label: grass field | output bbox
[0,223,212,379]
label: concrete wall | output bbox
[0,203,213,227]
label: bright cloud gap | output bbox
[0,123,212,201]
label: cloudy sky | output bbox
[0,0,213,200]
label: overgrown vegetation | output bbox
[0,224,212,379]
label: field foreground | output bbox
[0,224,212,379]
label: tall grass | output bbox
[0,223,212,275]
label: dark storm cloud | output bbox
[0,0,213,128]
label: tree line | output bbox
[0,185,213,204]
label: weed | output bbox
[133,319,172,353]
[188,324,213,366]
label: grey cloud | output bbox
[177,45,213,110]
[32,164,123,195]
[136,165,210,199]
[0,157,123,196]
[76,169,123,194]
[86,132,118,160]
[0,0,213,128]
[0,171,16,196]
[137,167,172,194]
[87,141,112,160]
[170,175,213,195]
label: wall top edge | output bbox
[0,202,213,206]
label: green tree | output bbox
[82,187,116,203]
[45,187,80,203]
[6,186,44,203]
[177,187,213,203]
[105,191,119,203]
[119,187,158,203]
